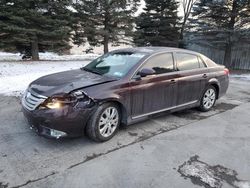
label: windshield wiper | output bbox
[81,67,102,75]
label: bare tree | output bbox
[179,0,197,47]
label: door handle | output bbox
[202,74,208,78]
[170,79,176,84]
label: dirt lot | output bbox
[0,77,250,188]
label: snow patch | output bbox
[0,60,91,96]
[66,5,77,13]
[179,160,221,188]
[235,181,250,188]
[178,156,250,188]
[0,51,100,61]
[230,74,250,81]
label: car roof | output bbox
[111,47,201,56]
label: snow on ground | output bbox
[230,74,250,81]
[0,60,92,96]
[0,51,99,61]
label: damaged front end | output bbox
[22,90,98,139]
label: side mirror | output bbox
[138,68,156,77]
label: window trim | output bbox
[197,56,208,68]
[131,51,176,80]
[174,52,208,72]
[175,52,201,71]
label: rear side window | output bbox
[198,56,207,68]
[141,53,174,74]
[176,53,200,71]
[200,54,217,67]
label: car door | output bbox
[129,52,179,119]
[174,52,208,106]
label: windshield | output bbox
[84,52,146,78]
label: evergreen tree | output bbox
[73,0,140,54]
[134,0,180,47]
[189,0,250,66]
[0,0,74,60]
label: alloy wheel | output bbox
[98,107,119,138]
[203,88,216,109]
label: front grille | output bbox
[22,90,48,111]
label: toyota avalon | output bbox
[22,47,229,141]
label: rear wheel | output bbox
[199,86,217,112]
[86,103,120,142]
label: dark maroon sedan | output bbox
[22,47,229,141]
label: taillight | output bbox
[224,68,229,75]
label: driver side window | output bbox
[141,53,174,75]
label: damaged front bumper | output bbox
[29,125,67,139]
[22,101,97,138]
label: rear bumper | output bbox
[22,104,96,138]
[218,75,229,98]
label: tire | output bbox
[86,102,121,142]
[198,85,217,112]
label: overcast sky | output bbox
[136,0,184,17]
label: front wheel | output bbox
[86,103,120,142]
[199,86,217,112]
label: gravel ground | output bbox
[0,77,250,188]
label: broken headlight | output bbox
[40,91,89,109]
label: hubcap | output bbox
[99,107,119,138]
[203,88,216,109]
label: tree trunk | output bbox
[103,35,109,54]
[223,42,232,67]
[223,0,238,68]
[103,5,110,54]
[178,22,186,48]
[180,16,188,42]
[31,38,39,61]
[179,0,194,48]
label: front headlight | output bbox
[40,92,79,109]
[40,91,89,109]
[45,99,64,109]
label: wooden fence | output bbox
[186,44,250,70]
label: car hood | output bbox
[29,69,116,96]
